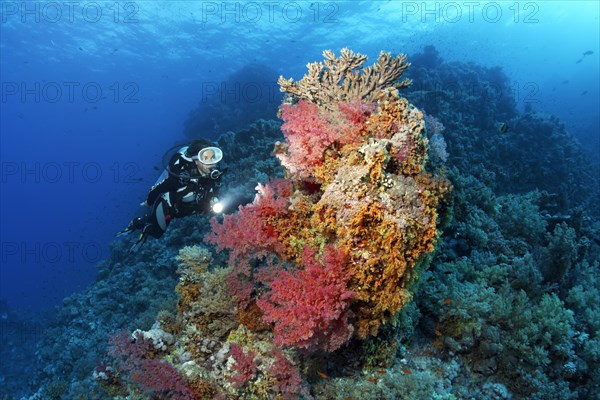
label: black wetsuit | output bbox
[131,146,221,240]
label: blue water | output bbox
[0,0,598,312]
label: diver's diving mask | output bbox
[195,147,223,179]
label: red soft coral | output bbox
[205,179,292,308]
[336,99,374,139]
[133,359,198,400]
[107,331,196,400]
[205,179,292,263]
[228,344,258,388]
[269,349,310,399]
[108,330,151,361]
[257,245,355,352]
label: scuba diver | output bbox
[117,139,225,252]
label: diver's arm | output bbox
[203,178,222,212]
[147,177,179,205]
[146,154,191,205]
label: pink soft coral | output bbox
[278,101,337,179]
[257,245,355,352]
[278,100,373,180]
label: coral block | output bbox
[209,48,450,343]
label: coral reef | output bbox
[18,47,600,400]
[406,46,599,216]
[412,161,599,398]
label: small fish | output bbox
[377,369,387,374]
[78,47,83,51]
[576,59,583,64]
[443,298,453,304]
[561,80,569,85]
[317,371,328,379]
[497,122,509,134]
[583,50,593,56]
[581,91,588,96]
[432,340,444,348]
[366,378,378,384]
[401,368,412,375]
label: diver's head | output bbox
[194,146,223,178]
